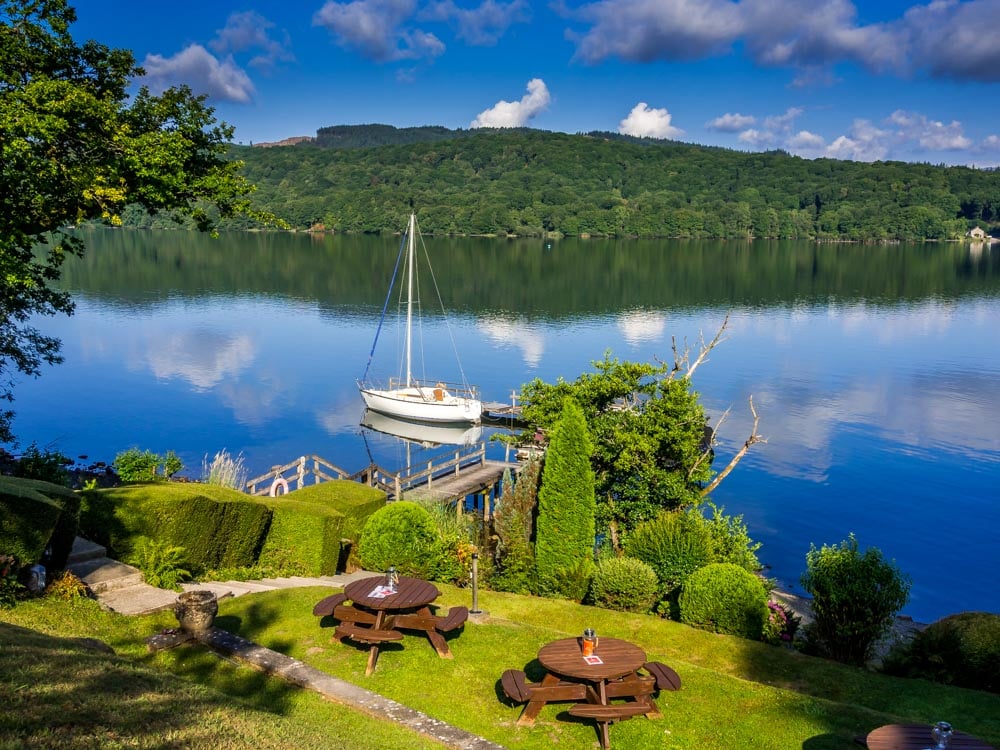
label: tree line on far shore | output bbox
[146,125,1000,242]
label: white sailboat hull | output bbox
[359,382,482,423]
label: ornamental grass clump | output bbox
[202,449,248,489]
[589,556,659,613]
[679,562,769,640]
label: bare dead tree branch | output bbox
[700,394,765,498]
[688,405,732,480]
[686,311,729,379]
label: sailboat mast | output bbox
[404,213,415,388]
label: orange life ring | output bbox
[269,476,289,497]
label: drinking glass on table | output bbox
[924,721,953,750]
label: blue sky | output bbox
[70,0,1000,166]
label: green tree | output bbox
[0,0,265,442]
[520,353,714,543]
[534,398,596,598]
[491,459,541,594]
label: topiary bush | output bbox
[883,612,1000,693]
[589,556,659,613]
[800,534,911,666]
[679,562,769,639]
[358,501,441,579]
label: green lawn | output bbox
[3,586,998,750]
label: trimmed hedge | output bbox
[9,478,80,571]
[0,477,71,565]
[78,479,386,578]
[679,562,769,640]
[80,483,270,572]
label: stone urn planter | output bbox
[174,589,218,633]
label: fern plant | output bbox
[128,537,191,591]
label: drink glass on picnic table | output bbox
[385,566,398,593]
[924,721,953,750]
[582,628,598,656]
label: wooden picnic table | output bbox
[512,636,662,749]
[863,723,996,750]
[316,575,467,675]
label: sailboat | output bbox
[357,213,483,423]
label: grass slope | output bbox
[3,586,998,750]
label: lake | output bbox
[15,228,1000,623]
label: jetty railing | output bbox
[245,442,488,499]
[246,454,353,496]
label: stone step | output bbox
[257,577,306,589]
[96,583,179,616]
[68,557,144,594]
[67,536,107,565]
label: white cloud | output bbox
[982,134,1000,151]
[141,44,255,103]
[421,0,530,45]
[904,0,1000,82]
[471,78,550,128]
[572,0,741,63]
[823,119,890,162]
[313,0,444,62]
[887,109,972,151]
[787,130,825,150]
[738,128,774,148]
[618,102,684,139]
[763,106,803,132]
[210,11,294,70]
[707,112,756,132]
[569,0,1000,83]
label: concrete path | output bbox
[66,537,375,615]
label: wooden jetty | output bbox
[245,443,519,520]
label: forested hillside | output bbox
[146,126,1000,240]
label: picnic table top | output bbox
[864,723,996,750]
[344,575,440,611]
[538,637,646,682]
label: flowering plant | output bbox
[762,600,801,645]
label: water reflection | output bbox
[15,229,1000,620]
[361,410,483,447]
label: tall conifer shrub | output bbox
[535,398,596,598]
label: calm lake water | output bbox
[16,228,1000,623]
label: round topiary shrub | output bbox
[678,562,768,639]
[589,556,660,613]
[358,501,440,579]
[884,611,1000,693]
